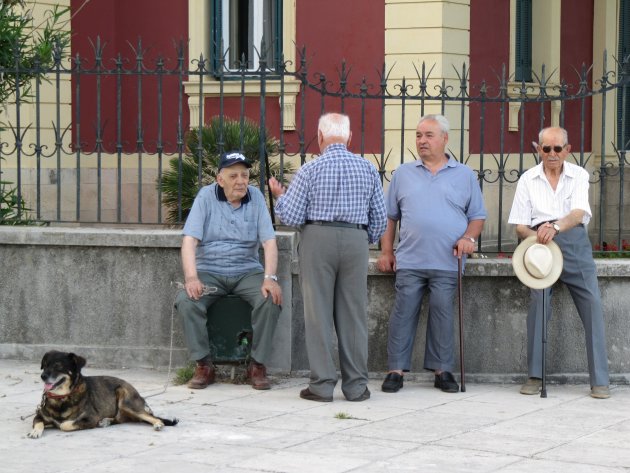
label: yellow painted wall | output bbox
[384,0,471,169]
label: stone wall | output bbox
[0,226,628,383]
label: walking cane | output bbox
[512,236,562,399]
[540,288,547,398]
[457,255,466,392]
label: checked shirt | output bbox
[274,143,387,244]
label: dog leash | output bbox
[143,282,217,399]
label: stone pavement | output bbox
[1,358,628,473]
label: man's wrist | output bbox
[552,222,561,235]
[264,274,278,282]
[461,235,475,244]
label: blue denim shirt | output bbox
[183,183,276,277]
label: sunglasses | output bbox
[541,145,566,154]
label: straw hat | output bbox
[512,235,563,289]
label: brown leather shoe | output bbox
[187,363,215,389]
[247,361,271,390]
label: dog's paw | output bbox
[27,428,43,439]
[98,418,114,428]
[153,420,164,431]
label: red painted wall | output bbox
[71,0,189,153]
[470,0,594,154]
[210,0,385,156]
[294,0,385,155]
[560,0,593,151]
[70,0,385,156]
[469,0,513,154]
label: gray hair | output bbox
[318,113,351,140]
[418,114,450,134]
[538,127,568,146]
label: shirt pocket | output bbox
[242,206,259,242]
[445,183,469,212]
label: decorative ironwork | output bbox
[0,38,629,253]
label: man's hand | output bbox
[261,279,283,305]
[536,222,557,244]
[184,277,204,301]
[268,177,285,199]
[377,252,396,273]
[453,238,475,258]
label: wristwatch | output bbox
[264,274,278,282]
[552,222,560,235]
[462,236,475,244]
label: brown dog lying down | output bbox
[28,350,178,439]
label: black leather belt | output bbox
[305,220,368,231]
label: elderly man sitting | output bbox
[174,151,282,390]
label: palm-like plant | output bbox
[160,116,291,224]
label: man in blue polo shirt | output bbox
[175,151,282,390]
[377,114,486,394]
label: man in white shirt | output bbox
[508,126,610,399]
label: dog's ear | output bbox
[68,353,86,371]
[40,351,52,369]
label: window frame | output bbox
[211,0,283,75]
[185,0,300,131]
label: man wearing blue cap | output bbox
[175,151,282,390]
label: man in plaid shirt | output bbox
[269,112,386,402]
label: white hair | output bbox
[418,114,450,135]
[318,113,350,140]
[539,127,568,146]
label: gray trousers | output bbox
[298,224,369,400]
[527,225,609,386]
[175,270,281,366]
[387,269,458,372]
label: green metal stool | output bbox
[206,295,253,364]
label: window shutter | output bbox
[212,0,223,74]
[515,0,532,82]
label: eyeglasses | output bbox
[541,145,566,154]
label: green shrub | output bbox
[159,116,292,224]
[0,177,38,225]
[0,0,70,111]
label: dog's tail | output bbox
[159,417,179,427]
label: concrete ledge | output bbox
[0,227,295,372]
[1,226,628,384]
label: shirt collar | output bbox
[215,184,251,204]
[533,161,574,180]
[322,143,348,154]
[416,153,456,169]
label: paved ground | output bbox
[1,358,629,472]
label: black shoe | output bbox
[347,387,371,402]
[434,372,459,393]
[381,372,404,393]
[299,387,333,402]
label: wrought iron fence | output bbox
[0,38,629,253]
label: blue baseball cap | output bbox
[218,151,252,171]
